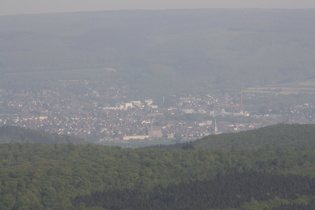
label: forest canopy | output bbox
[1,124,315,209]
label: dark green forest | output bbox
[0,126,85,144]
[1,124,315,209]
[193,124,315,150]
[74,170,315,210]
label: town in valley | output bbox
[0,80,314,144]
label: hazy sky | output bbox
[1,0,315,15]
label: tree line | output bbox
[0,124,315,209]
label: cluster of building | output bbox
[0,81,314,142]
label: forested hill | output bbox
[0,126,85,143]
[2,124,315,148]
[1,124,315,209]
[191,124,315,150]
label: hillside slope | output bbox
[1,9,315,96]
[0,126,85,143]
[193,124,315,150]
[0,125,315,209]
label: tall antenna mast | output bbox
[240,89,243,114]
[214,116,219,135]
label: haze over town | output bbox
[1,7,315,146]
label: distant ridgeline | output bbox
[193,124,315,150]
[0,124,315,209]
[2,123,315,147]
[0,126,85,143]
[1,9,315,96]
[153,124,315,151]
